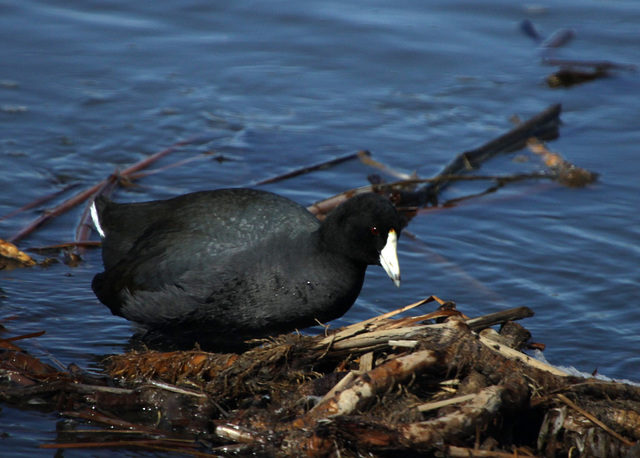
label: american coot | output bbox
[91,188,402,349]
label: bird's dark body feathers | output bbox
[92,188,401,350]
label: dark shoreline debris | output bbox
[2,301,639,456]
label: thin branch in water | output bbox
[307,172,555,218]
[417,103,562,205]
[439,172,555,207]
[28,241,101,253]
[0,184,79,222]
[526,138,598,186]
[253,150,368,186]
[8,133,216,244]
[358,150,416,181]
[127,151,237,181]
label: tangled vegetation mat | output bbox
[2,297,640,457]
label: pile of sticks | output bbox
[2,299,639,456]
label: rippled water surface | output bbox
[1,0,639,455]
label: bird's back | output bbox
[92,189,323,329]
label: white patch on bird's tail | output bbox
[90,200,106,238]
[380,228,401,287]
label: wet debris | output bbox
[2,299,639,456]
[0,238,36,269]
[526,137,598,187]
[519,20,636,88]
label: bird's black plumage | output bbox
[92,188,402,350]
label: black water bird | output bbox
[91,188,402,349]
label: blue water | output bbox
[1,0,639,455]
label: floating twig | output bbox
[253,150,368,186]
[520,20,635,88]
[415,103,562,205]
[527,137,598,186]
[127,151,235,181]
[519,20,575,50]
[8,134,215,244]
[318,105,563,211]
[0,184,78,222]
[27,241,101,253]
[0,238,36,267]
[0,331,46,345]
[540,28,575,49]
[358,150,416,181]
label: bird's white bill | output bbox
[379,229,401,287]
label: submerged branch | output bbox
[8,134,215,244]
[253,151,369,186]
[415,103,562,205]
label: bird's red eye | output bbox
[370,227,380,235]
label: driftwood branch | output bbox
[307,103,565,218]
[415,103,562,205]
[322,384,507,452]
[253,151,369,186]
[293,349,442,429]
